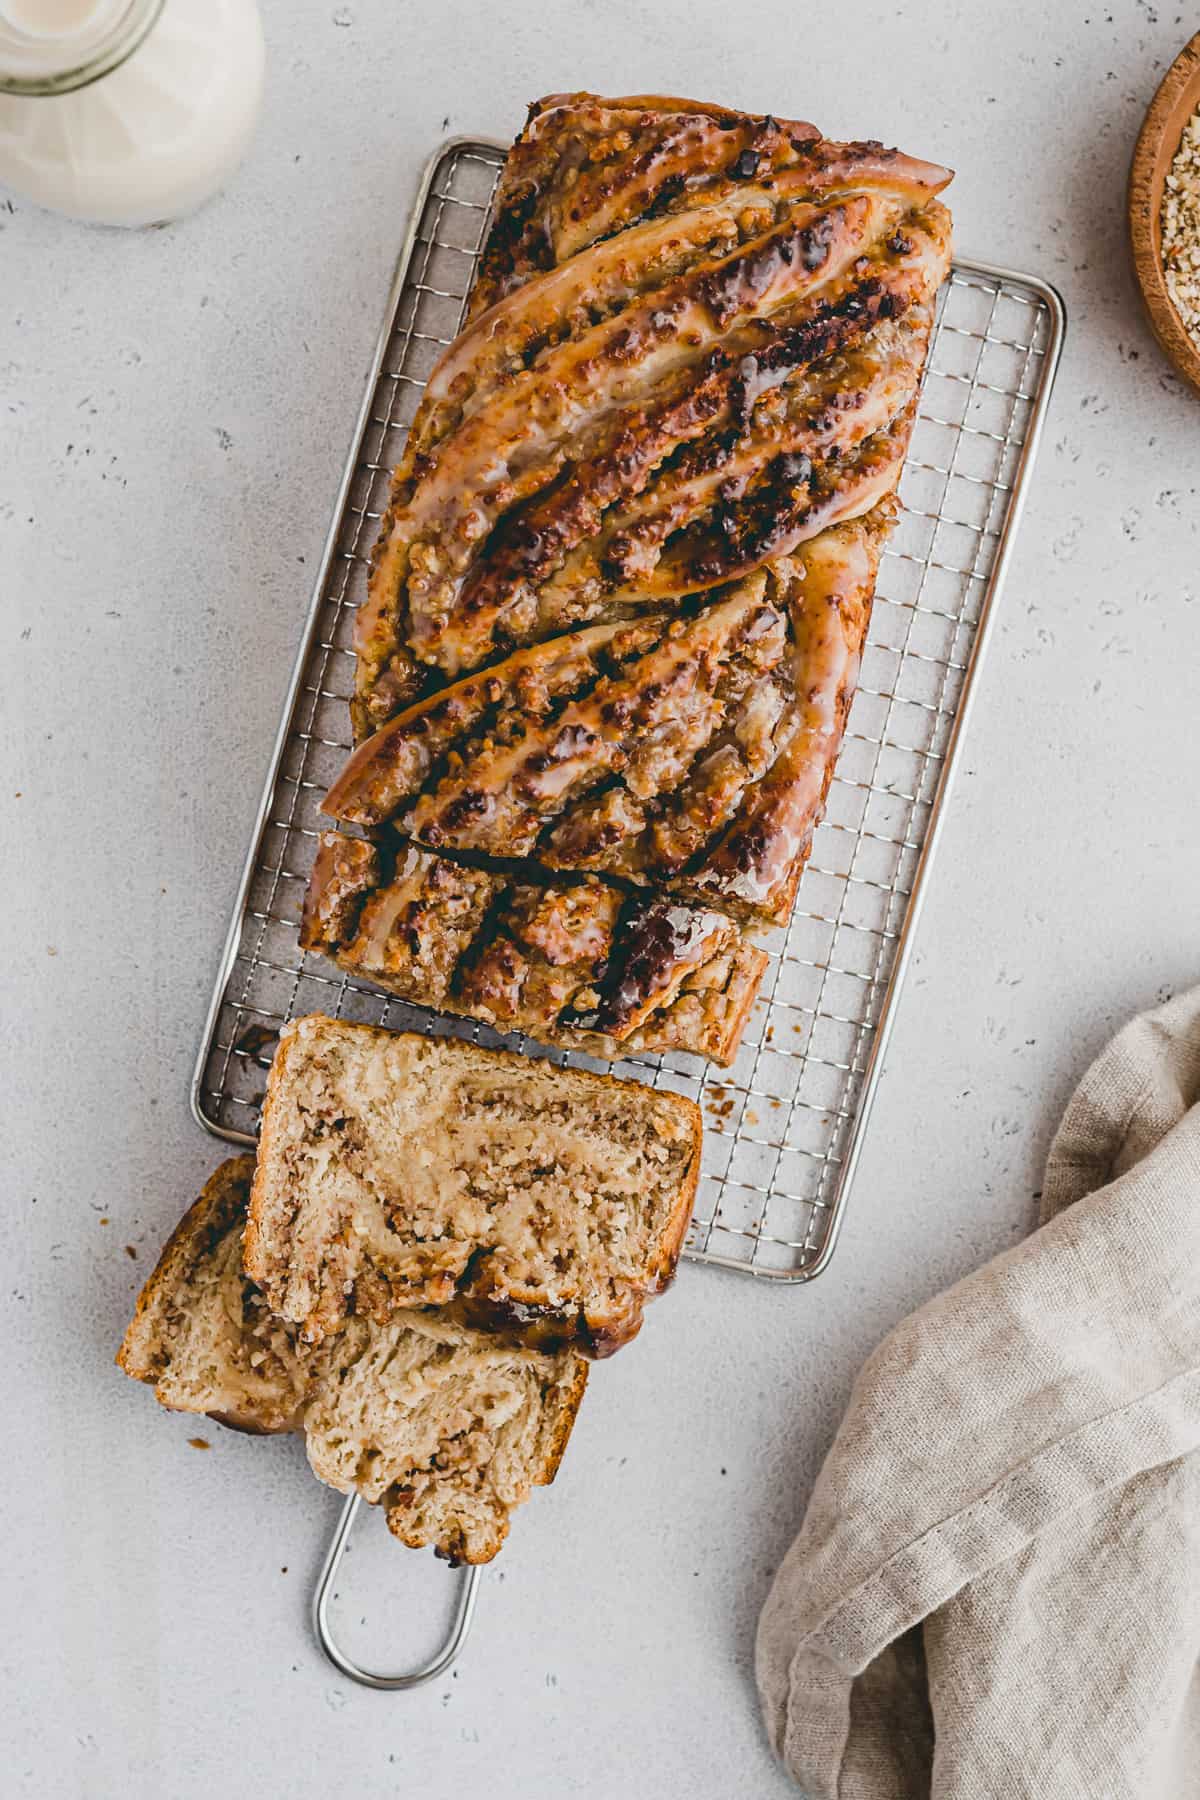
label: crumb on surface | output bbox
[188,1437,211,1451]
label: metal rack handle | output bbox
[312,1494,483,1690]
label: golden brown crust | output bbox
[116,1155,257,1385]
[333,492,896,928]
[241,1065,290,1300]
[679,502,893,920]
[471,92,947,314]
[354,93,951,735]
[299,834,379,951]
[440,293,932,663]
[335,620,643,829]
[119,1155,315,1437]
[534,1354,590,1485]
[331,93,952,974]
[302,833,500,1010]
[336,578,800,875]
[683,929,767,1062]
[300,830,767,1065]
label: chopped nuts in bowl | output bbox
[1129,29,1200,395]
[1162,111,1200,347]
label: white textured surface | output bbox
[3,3,1199,1793]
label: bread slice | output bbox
[118,1156,309,1433]
[300,831,766,1066]
[243,1015,702,1353]
[118,1157,588,1563]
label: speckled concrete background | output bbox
[4,2,1198,1793]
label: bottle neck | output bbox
[0,0,164,96]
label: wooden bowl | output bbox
[1129,30,1200,393]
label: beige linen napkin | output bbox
[757,984,1200,1799]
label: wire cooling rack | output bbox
[192,137,1064,1282]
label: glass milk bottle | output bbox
[0,0,265,226]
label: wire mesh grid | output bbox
[192,138,1062,1281]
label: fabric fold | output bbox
[757,984,1200,1798]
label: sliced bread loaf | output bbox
[118,1156,587,1563]
[300,831,766,1067]
[243,1015,702,1352]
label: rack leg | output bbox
[311,1493,483,1690]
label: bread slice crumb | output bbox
[243,1016,702,1353]
[118,1157,587,1563]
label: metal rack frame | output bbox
[186,137,1063,1686]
